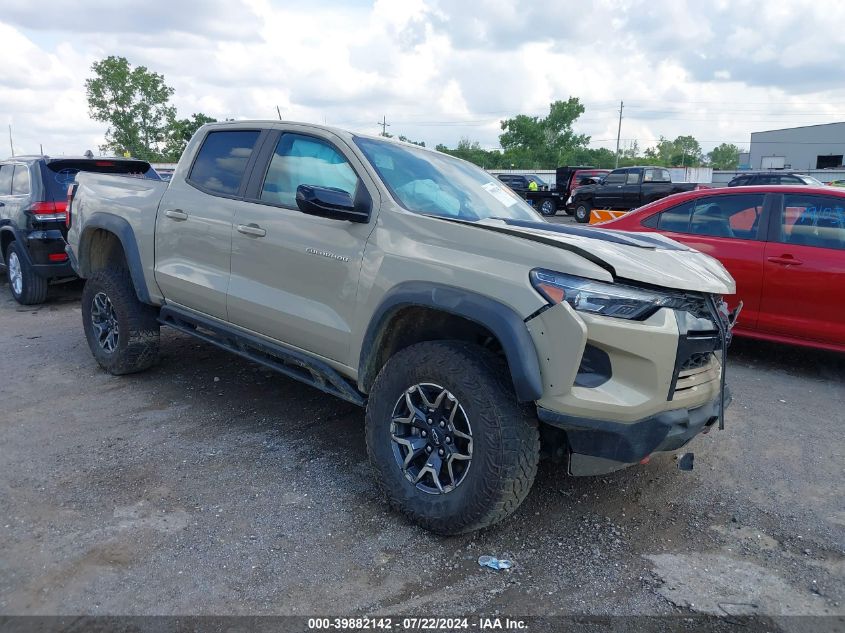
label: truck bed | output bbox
[69,172,169,303]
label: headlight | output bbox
[530,269,676,321]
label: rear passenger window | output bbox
[260,134,357,208]
[626,171,640,185]
[779,195,845,251]
[188,130,261,196]
[689,195,764,239]
[0,165,12,195]
[655,194,764,239]
[12,166,31,195]
[656,201,694,232]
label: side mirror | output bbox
[295,185,369,223]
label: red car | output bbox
[599,185,845,353]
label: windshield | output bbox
[354,137,540,222]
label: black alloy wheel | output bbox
[389,383,473,494]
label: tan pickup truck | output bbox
[65,121,737,534]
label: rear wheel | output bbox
[365,341,540,534]
[81,267,160,375]
[538,198,557,217]
[6,241,48,305]
[574,202,591,224]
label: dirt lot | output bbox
[0,273,843,628]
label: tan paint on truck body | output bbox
[68,120,734,429]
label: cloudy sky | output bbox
[2,0,844,158]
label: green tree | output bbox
[707,143,741,170]
[499,98,590,168]
[85,56,176,160]
[164,113,217,161]
[644,135,703,167]
[397,134,425,147]
[671,135,703,167]
[437,138,505,169]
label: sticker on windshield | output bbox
[482,181,519,206]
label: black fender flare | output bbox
[0,225,30,264]
[77,213,151,304]
[573,191,594,206]
[359,282,543,402]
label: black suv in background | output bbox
[727,172,824,187]
[0,156,159,304]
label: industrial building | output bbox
[748,121,845,171]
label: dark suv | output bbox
[0,156,158,304]
[727,172,823,187]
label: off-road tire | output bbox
[365,341,540,534]
[6,241,48,305]
[81,267,160,375]
[538,198,557,217]
[574,202,591,223]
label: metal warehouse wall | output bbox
[749,122,845,170]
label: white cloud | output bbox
[1,0,844,158]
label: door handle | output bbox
[164,208,188,221]
[237,223,266,237]
[767,255,802,266]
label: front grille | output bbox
[680,351,713,372]
[668,296,724,400]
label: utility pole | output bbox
[614,100,623,169]
[378,115,390,137]
[8,125,14,157]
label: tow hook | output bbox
[676,452,694,471]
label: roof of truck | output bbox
[202,119,437,152]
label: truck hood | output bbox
[472,218,736,295]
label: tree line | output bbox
[434,98,740,170]
[85,57,740,170]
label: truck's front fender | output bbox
[359,282,544,402]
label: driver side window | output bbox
[260,133,358,208]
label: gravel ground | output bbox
[0,271,843,629]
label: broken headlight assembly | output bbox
[530,269,681,321]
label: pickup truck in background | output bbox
[495,173,561,216]
[495,167,611,217]
[568,166,699,223]
[65,121,736,534]
[556,166,610,213]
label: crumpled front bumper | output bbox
[525,298,731,476]
[537,388,730,476]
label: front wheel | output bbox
[365,341,540,534]
[574,202,592,223]
[81,267,160,375]
[538,198,557,216]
